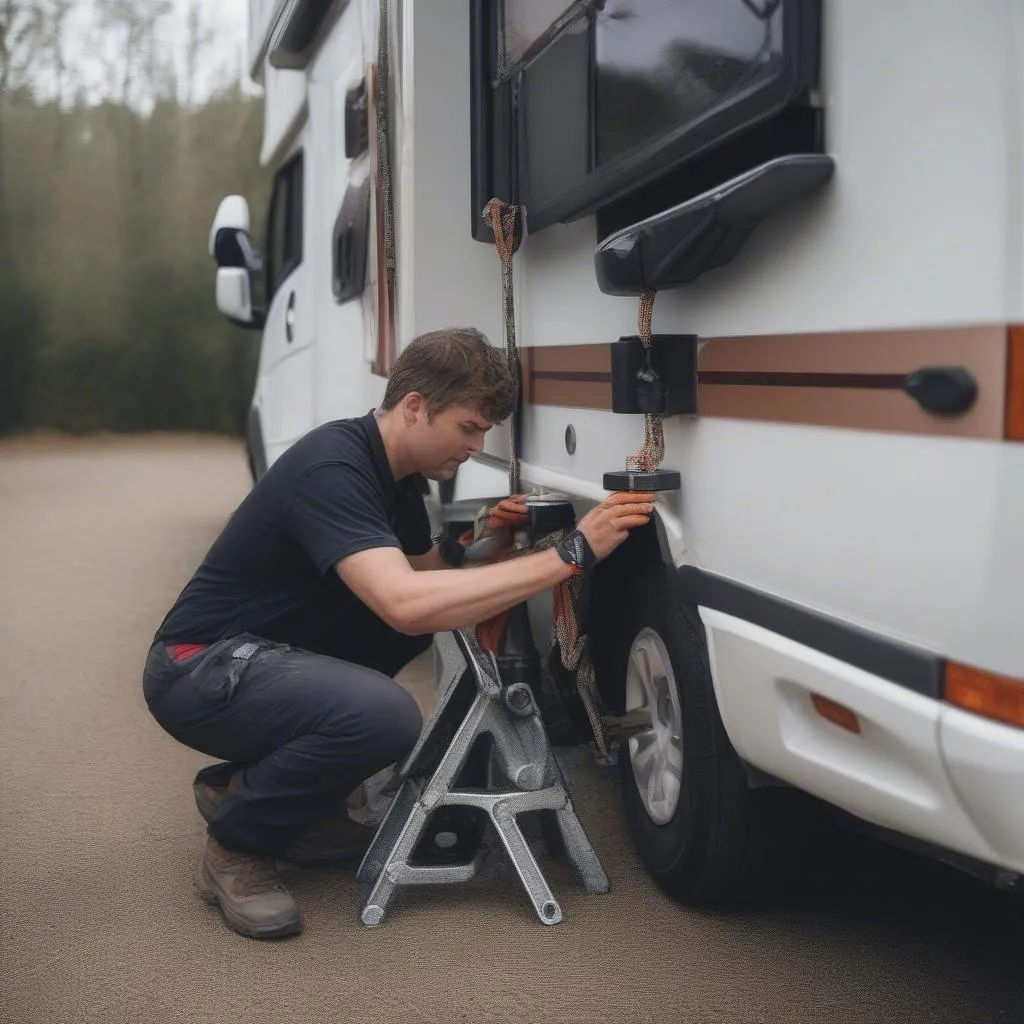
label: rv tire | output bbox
[601,566,805,906]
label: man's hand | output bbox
[457,494,530,545]
[484,495,529,530]
[459,494,530,564]
[577,491,656,561]
[462,496,528,647]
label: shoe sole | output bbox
[197,866,303,940]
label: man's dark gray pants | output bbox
[142,629,431,856]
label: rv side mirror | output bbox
[215,268,266,330]
[209,194,262,273]
[209,195,265,329]
[209,195,250,255]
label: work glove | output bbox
[461,495,530,652]
[483,495,531,530]
[460,494,530,565]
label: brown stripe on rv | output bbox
[521,344,612,410]
[700,327,1007,438]
[522,326,1009,440]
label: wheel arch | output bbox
[589,516,693,714]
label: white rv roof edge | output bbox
[259,0,349,79]
[260,98,309,169]
[248,0,287,83]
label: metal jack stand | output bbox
[356,625,609,926]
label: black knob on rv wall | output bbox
[903,367,978,416]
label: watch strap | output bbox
[555,529,596,574]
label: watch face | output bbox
[567,533,585,563]
[558,531,585,568]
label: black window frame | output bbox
[471,0,822,240]
[470,0,515,238]
[264,151,305,301]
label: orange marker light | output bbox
[1005,326,1024,441]
[811,693,861,733]
[945,663,1024,730]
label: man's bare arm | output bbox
[337,492,655,634]
[337,546,573,634]
[406,545,449,572]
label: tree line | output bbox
[0,0,270,436]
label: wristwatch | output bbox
[554,529,596,575]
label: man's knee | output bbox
[329,671,423,764]
[371,683,423,762]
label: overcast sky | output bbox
[43,0,255,109]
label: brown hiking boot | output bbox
[197,838,302,939]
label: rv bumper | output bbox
[700,607,1024,879]
[938,706,1024,875]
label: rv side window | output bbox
[264,153,305,300]
[471,0,822,239]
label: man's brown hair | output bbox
[380,328,516,423]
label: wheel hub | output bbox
[625,627,683,825]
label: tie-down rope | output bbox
[625,288,665,473]
[483,198,526,495]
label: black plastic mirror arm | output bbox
[237,232,264,274]
[594,154,835,296]
[213,227,264,274]
[228,307,266,332]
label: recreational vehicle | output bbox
[208,0,1024,905]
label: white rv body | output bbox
[216,0,1024,895]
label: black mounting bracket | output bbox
[522,495,577,544]
[603,469,682,493]
[611,334,699,416]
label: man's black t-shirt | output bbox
[155,411,432,660]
